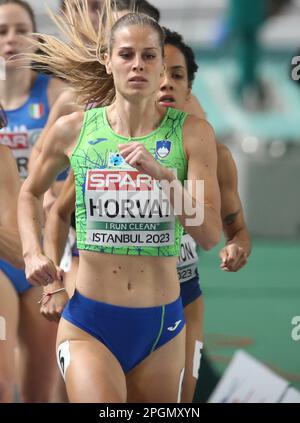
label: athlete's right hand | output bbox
[24,253,64,286]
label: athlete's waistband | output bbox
[69,289,183,315]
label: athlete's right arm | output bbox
[28,89,80,172]
[43,171,76,266]
[18,111,84,286]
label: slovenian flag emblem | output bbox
[29,103,44,120]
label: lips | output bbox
[158,94,176,106]
[3,50,18,59]
[129,76,148,83]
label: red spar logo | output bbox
[87,170,154,191]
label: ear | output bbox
[104,52,112,75]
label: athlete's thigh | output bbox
[0,271,19,402]
[127,327,186,403]
[182,296,204,403]
[57,318,127,403]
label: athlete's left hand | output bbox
[119,142,171,180]
[219,243,248,272]
[40,287,69,322]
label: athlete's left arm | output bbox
[0,146,24,268]
[217,144,252,272]
[182,116,222,250]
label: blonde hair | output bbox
[24,0,164,107]
[23,0,114,106]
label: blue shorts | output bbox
[0,259,32,294]
[62,290,185,373]
[180,276,202,308]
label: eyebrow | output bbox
[170,65,185,70]
[118,46,159,50]
[0,23,30,27]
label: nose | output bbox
[160,73,174,91]
[132,55,144,72]
[5,28,18,44]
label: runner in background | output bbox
[0,0,66,402]
[0,106,24,402]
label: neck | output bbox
[108,94,164,138]
[0,67,34,110]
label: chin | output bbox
[123,89,152,101]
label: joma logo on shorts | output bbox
[87,170,154,191]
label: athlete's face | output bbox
[0,4,35,69]
[158,44,191,110]
[106,25,164,101]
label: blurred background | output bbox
[28,0,300,402]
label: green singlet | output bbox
[70,106,188,256]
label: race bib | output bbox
[85,169,176,248]
[177,233,198,283]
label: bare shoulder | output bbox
[54,87,81,111]
[217,144,237,186]
[183,115,217,159]
[184,94,206,119]
[47,78,68,108]
[184,114,216,142]
[48,77,67,90]
[217,143,232,159]
[55,110,84,136]
[47,111,84,153]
